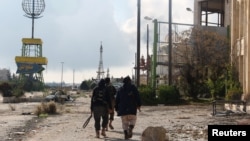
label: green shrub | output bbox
[157,85,180,105]
[12,87,25,98]
[226,88,242,101]
[206,78,225,100]
[139,86,157,105]
[0,82,25,98]
[34,105,43,116]
[0,82,12,97]
[47,101,57,114]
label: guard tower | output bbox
[15,0,47,83]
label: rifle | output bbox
[82,114,92,128]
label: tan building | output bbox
[193,0,250,103]
[193,0,231,27]
[231,0,250,102]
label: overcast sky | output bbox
[0,0,194,84]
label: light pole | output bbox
[146,24,149,85]
[186,7,193,13]
[61,62,64,89]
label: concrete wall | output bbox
[231,0,250,102]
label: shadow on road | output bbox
[105,130,141,141]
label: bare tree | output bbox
[174,27,230,99]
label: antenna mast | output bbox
[96,42,105,80]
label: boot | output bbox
[128,125,134,138]
[101,128,107,137]
[96,130,100,138]
[105,124,108,131]
[124,130,129,140]
[109,121,114,130]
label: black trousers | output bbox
[93,106,109,131]
[109,99,115,121]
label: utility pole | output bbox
[136,0,141,87]
[168,0,172,85]
[73,69,75,89]
[61,62,64,89]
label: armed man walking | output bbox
[90,79,112,138]
[115,76,142,140]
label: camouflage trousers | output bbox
[121,115,137,130]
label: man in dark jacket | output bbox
[91,79,112,138]
[115,76,141,140]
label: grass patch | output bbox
[39,113,48,118]
[65,108,71,113]
[34,101,58,116]
[8,104,16,111]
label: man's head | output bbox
[105,77,110,84]
[98,79,105,87]
[123,76,131,84]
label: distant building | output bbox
[0,68,11,81]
